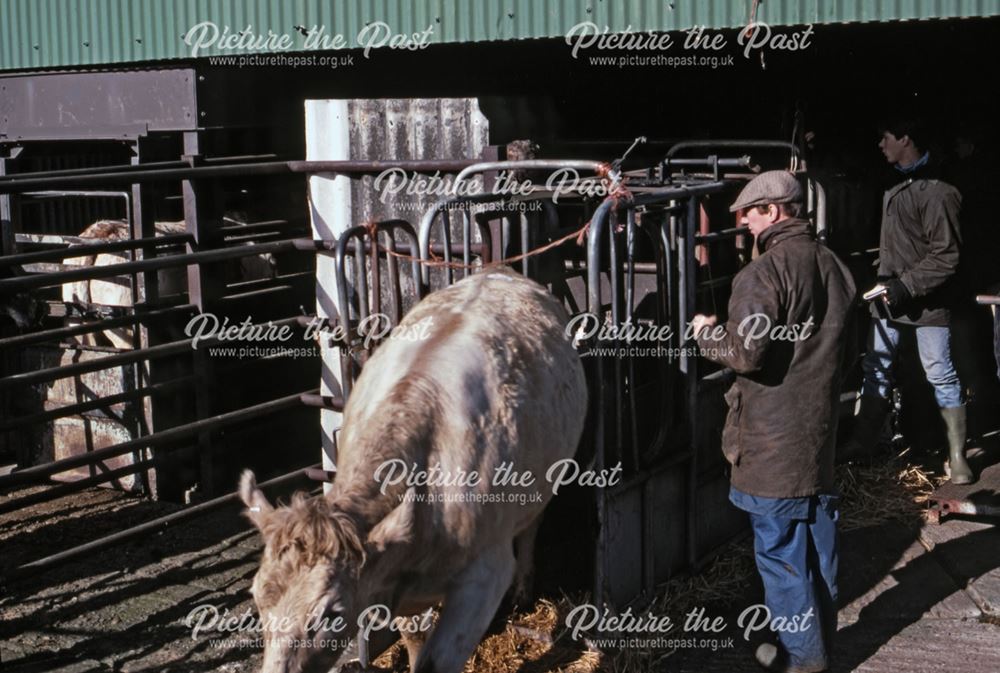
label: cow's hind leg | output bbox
[413,543,515,673]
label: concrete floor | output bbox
[663,472,1000,673]
[2,473,999,673]
[0,487,265,672]
[670,516,1000,673]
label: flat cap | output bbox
[729,170,803,212]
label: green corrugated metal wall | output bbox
[1,0,997,71]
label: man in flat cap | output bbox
[691,170,856,673]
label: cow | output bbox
[240,266,587,673]
[62,219,277,348]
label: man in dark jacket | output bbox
[692,171,856,673]
[845,118,973,484]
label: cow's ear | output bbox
[367,488,415,553]
[239,469,274,529]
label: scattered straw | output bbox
[364,454,942,672]
[836,456,944,531]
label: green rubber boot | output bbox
[839,395,890,462]
[941,405,974,485]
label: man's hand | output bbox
[691,314,717,336]
[883,278,911,307]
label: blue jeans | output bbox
[861,318,963,408]
[731,488,839,671]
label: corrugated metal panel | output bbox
[0,0,998,71]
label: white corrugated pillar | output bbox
[305,100,352,494]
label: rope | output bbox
[367,218,593,271]
[364,188,633,272]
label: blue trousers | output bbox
[740,494,839,671]
[861,318,963,408]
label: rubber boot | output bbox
[941,405,974,485]
[839,394,890,462]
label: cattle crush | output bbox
[0,99,831,616]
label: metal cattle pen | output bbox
[1,144,829,611]
[0,157,476,583]
[311,148,827,607]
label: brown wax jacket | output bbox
[695,218,857,498]
[876,172,962,326]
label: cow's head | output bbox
[239,470,414,673]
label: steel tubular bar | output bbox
[0,238,303,293]
[584,197,615,603]
[683,196,701,568]
[23,190,134,199]
[225,270,314,292]
[0,316,300,390]
[1,465,319,583]
[0,233,191,267]
[217,218,302,234]
[0,458,160,516]
[441,209,454,286]
[0,389,317,489]
[293,238,483,258]
[382,230,402,323]
[472,212,495,265]
[0,304,195,349]
[625,209,640,471]
[694,226,753,243]
[304,467,336,483]
[334,226,365,399]
[462,211,472,277]
[354,236,370,323]
[369,226,382,318]
[0,375,198,433]
[665,140,802,159]
[664,157,751,169]
[519,212,531,279]
[812,178,828,242]
[608,209,625,472]
[660,216,677,452]
[300,393,345,411]
[219,231,293,245]
[222,282,302,302]
[0,154,280,183]
[450,160,609,195]
[0,339,191,390]
[0,160,478,194]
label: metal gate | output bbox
[308,141,827,606]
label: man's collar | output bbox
[895,151,930,174]
[756,217,812,252]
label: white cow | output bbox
[62,219,276,348]
[240,267,587,673]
